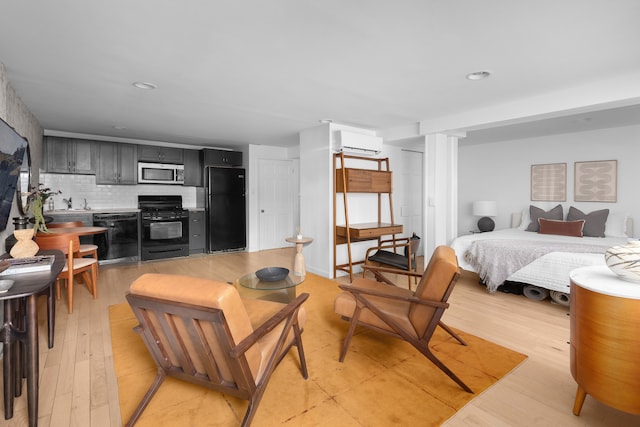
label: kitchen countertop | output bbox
[46,208,140,214]
[48,207,202,214]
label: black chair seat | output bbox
[368,250,410,270]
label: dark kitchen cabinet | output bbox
[189,210,206,254]
[138,145,183,163]
[45,136,95,174]
[203,149,242,167]
[96,142,138,184]
[183,149,203,187]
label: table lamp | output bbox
[473,201,497,232]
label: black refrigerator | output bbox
[206,167,246,252]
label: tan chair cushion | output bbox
[242,298,307,381]
[129,274,262,380]
[334,278,417,338]
[61,257,97,273]
[409,246,458,336]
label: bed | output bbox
[450,207,633,303]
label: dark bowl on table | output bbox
[255,267,289,282]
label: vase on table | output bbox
[604,240,640,283]
[9,217,39,258]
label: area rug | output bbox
[110,273,527,426]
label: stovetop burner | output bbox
[139,195,188,220]
[138,195,183,210]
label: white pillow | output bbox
[517,208,531,230]
[604,212,630,237]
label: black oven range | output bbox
[138,195,189,261]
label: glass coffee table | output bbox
[234,271,305,303]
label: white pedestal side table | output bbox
[285,236,313,276]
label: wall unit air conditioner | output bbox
[337,131,383,156]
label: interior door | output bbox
[258,159,294,250]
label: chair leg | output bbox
[81,270,95,298]
[419,345,473,393]
[438,321,467,346]
[67,276,74,314]
[293,323,308,379]
[91,263,98,298]
[125,370,166,427]
[339,306,362,362]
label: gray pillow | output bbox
[526,204,563,232]
[566,206,609,237]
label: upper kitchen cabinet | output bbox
[45,136,95,174]
[183,149,203,187]
[138,145,183,163]
[203,149,242,167]
[96,142,138,184]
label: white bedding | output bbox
[450,229,628,293]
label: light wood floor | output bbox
[1,248,639,426]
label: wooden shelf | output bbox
[335,168,392,193]
[336,223,403,240]
[333,152,401,281]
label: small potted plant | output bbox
[26,183,61,233]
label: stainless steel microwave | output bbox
[138,162,185,185]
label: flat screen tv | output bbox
[0,117,28,232]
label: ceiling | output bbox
[1,1,639,149]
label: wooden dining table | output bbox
[46,226,108,236]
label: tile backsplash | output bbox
[41,173,201,210]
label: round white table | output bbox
[285,236,313,276]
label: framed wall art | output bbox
[574,160,617,202]
[530,163,566,201]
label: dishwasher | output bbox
[92,212,140,264]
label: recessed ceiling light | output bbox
[319,119,333,124]
[465,70,491,80]
[113,125,127,130]
[132,81,157,90]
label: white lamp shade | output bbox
[473,201,497,217]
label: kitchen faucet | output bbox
[62,197,72,209]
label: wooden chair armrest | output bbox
[231,293,309,357]
[363,264,422,278]
[338,284,448,309]
[365,238,411,259]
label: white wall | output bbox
[457,124,640,238]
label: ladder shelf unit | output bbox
[333,152,403,281]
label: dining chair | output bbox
[35,232,98,313]
[334,245,472,393]
[47,221,100,265]
[125,273,309,427]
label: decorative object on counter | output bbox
[25,183,61,233]
[604,240,640,283]
[255,267,289,282]
[8,215,39,258]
